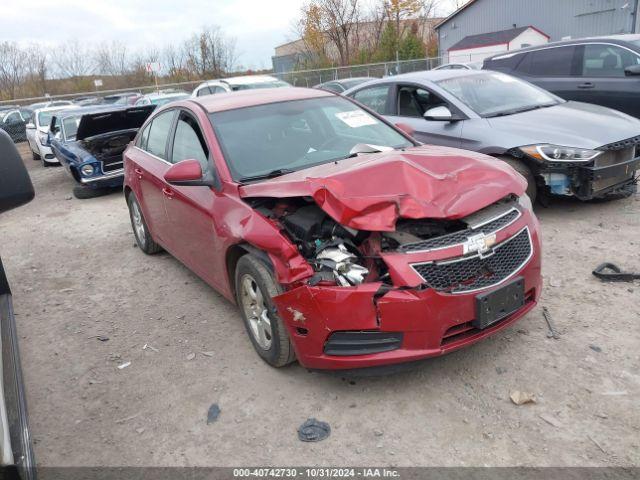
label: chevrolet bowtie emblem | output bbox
[463,232,497,257]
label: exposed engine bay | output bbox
[80,130,138,161]
[247,196,520,288]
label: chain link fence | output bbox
[272,57,445,87]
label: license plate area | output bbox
[474,277,525,329]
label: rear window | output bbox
[526,46,577,76]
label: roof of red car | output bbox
[192,87,333,113]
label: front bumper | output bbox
[273,211,542,370]
[38,144,58,164]
[79,168,124,189]
[541,156,640,200]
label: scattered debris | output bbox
[374,429,384,437]
[297,418,331,442]
[207,404,221,425]
[589,344,602,353]
[143,344,158,352]
[186,353,196,361]
[59,288,74,293]
[510,390,536,405]
[201,351,214,357]
[548,278,562,288]
[539,414,562,428]
[594,413,608,419]
[496,366,507,375]
[115,413,140,424]
[542,307,560,339]
[97,335,109,342]
[117,362,131,370]
[135,427,145,435]
[588,435,606,453]
[592,262,640,282]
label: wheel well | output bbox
[124,186,132,201]
[226,245,247,297]
[226,244,274,297]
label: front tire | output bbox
[127,193,162,254]
[235,255,296,367]
[32,149,41,161]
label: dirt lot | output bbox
[1,143,639,467]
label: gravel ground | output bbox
[1,143,639,467]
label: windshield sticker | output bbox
[335,110,378,128]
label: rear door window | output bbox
[582,43,640,77]
[197,86,212,97]
[351,85,391,114]
[146,110,176,160]
[527,46,577,76]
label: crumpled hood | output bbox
[486,101,640,150]
[239,146,526,231]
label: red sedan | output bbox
[123,87,542,370]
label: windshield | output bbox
[62,116,81,140]
[437,72,559,117]
[37,111,55,127]
[210,96,413,182]
[231,80,289,91]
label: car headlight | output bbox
[80,164,95,177]
[517,193,533,212]
[519,144,602,162]
[38,131,49,146]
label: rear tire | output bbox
[235,255,296,368]
[497,156,537,204]
[127,193,162,254]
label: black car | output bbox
[0,108,33,143]
[483,34,640,119]
[0,130,36,479]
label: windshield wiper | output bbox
[238,168,296,184]
[485,103,556,118]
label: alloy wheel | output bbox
[239,274,273,350]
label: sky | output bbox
[2,0,459,69]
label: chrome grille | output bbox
[398,207,520,253]
[411,227,532,294]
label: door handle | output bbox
[134,167,143,179]
[577,82,595,89]
[162,187,174,199]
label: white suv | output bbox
[191,75,290,97]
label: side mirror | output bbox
[424,105,463,122]
[0,131,34,214]
[26,122,35,129]
[164,159,216,187]
[624,64,640,76]
[395,122,415,137]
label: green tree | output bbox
[374,23,398,61]
[398,29,425,60]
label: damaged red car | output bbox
[123,88,542,370]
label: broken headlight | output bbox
[315,243,369,286]
[517,193,533,212]
[519,144,602,162]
